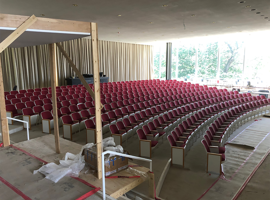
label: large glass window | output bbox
[219,40,245,81]
[197,42,218,80]
[171,42,196,80]
[153,44,166,79]
[152,31,270,87]
[244,36,270,86]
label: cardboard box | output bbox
[84,148,128,176]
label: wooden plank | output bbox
[148,172,155,199]
[13,135,150,198]
[49,43,60,154]
[56,43,97,101]
[0,56,10,147]
[90,22,103,180]
[0,13,91,33]
[0,15,37,53]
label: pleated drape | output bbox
[0,39,153,91]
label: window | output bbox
[219,40,244,80]
[172,42,196,80]
[197,42,218,80]
[153,44,166,79]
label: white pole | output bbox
[102,152,106,200]
[26,122,29,141]
[101,150,153,199]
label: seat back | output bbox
[204,135,211,146]
[22,108,34,115]
[61,115,73,124]
[85,119,95,129]
[69,105,79,112]
[137,129,147,140]
[167,135,176,147]
[44,104,53,111]
[110,124,119,134]
[142,125,151,135]
[171,131,179,142]
[60,107,71,115]
[123,118,131,127]
[33,105,44,114]
[201,140,210,153]
[148,121,156,131]
[15,102,26,110]
[41,111,53,120]
[116,121,125,130]
[71,112,82,121]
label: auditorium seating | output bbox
[4,80,270,154]
[22,108,39,129]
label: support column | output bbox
[166,42,172,80]
[0,56,10,147]
[49,43,60,154]
[90,22,103,179]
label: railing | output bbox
[102,150,152,200]
[6,117,30,140]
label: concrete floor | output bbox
[1,116,270,200]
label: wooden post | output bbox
[148,172,155,199]
[0,15,37,53]
[91,22,103,179]
[56,43,98,101]
[49,43,60,154]
[0,56,10,147]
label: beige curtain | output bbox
[0,38,153,91]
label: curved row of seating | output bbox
[132,93,268,158]
[200,98,270,174]
[167,97,269,166]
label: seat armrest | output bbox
[176,141,184,147]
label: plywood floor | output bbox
[13,135,151,199]
[0,146,101,200]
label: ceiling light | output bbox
[191,14,196,17]
[265,17,268,19]
[149,22,153,24]
[245,5,251,8]
[251,9,256,11]
[256,12,261,14]
[72,4,78,6]
[162,5,168,7]
[239,1,246,3]
[118,15,122,17]
[261,15,264,16]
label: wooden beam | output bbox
[0,55,10,147]
[0,13,91,33]
[90,22,103,180]
[0,15,37,53]
[56,43,98,101]
[49,43,60,154]
[148,172,155,199]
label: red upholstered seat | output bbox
[22,108,36,116]
[151,140,158,147]
[62,115,78,125]
[6,104,21,116]
[85,119,96,129]
[41,111,53,120]
[33,105,44,115]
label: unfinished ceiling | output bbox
[0,0,270,44]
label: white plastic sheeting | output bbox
[34,143,95,183]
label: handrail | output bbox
[102,150,152,200]
[6,117,30,140]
